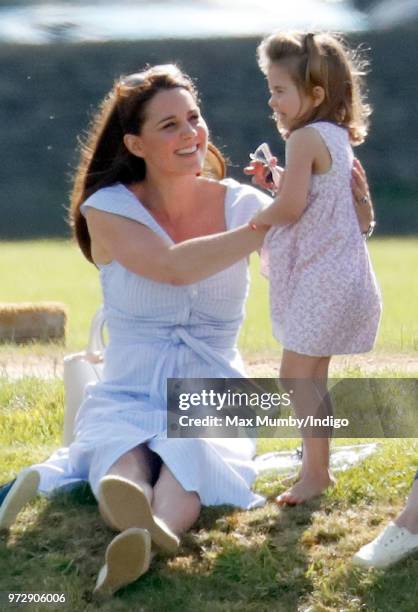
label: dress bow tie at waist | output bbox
[143,324,243,406]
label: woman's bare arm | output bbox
[86,208,266,285]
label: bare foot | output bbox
[281,466,307,486]
[276,472,335,506]
[280,472,300,487]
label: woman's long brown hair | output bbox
[69,64,226,263]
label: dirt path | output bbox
[245,352,418,377]
[0,351,416,380]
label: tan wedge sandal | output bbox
[93,527,151,598]
[98,475,179,553]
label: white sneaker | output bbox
[352,521,418,569]
[0,469,40,530]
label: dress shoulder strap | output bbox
[221,178,272,228]
[80,183,165,236]
[306,121,351,171]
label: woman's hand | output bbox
[244,158,284,193]
[352,158,375,234]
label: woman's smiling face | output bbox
[125,87,209,177]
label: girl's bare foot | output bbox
[276,472,335,506]
[280,472,300,487]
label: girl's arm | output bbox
[250,128,317,226]
[247,139,375,234]
[85,208,267,285]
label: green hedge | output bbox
[1,29,417,238]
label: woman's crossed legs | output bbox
[99,444,201,536]
[94,444,201,597]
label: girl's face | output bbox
[266,62,316,133]
[126,87,209,177]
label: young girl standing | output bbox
[248,31,382,505]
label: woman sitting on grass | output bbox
[0,63,373,598]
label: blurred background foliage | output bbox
[1,27,417,238]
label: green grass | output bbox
[1,240,101,351]
[1,237,417,353]
[0,237,417,609]
[1,378,418,611]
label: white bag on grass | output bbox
[62,307,105,446]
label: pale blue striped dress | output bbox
[32,179,271,509]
